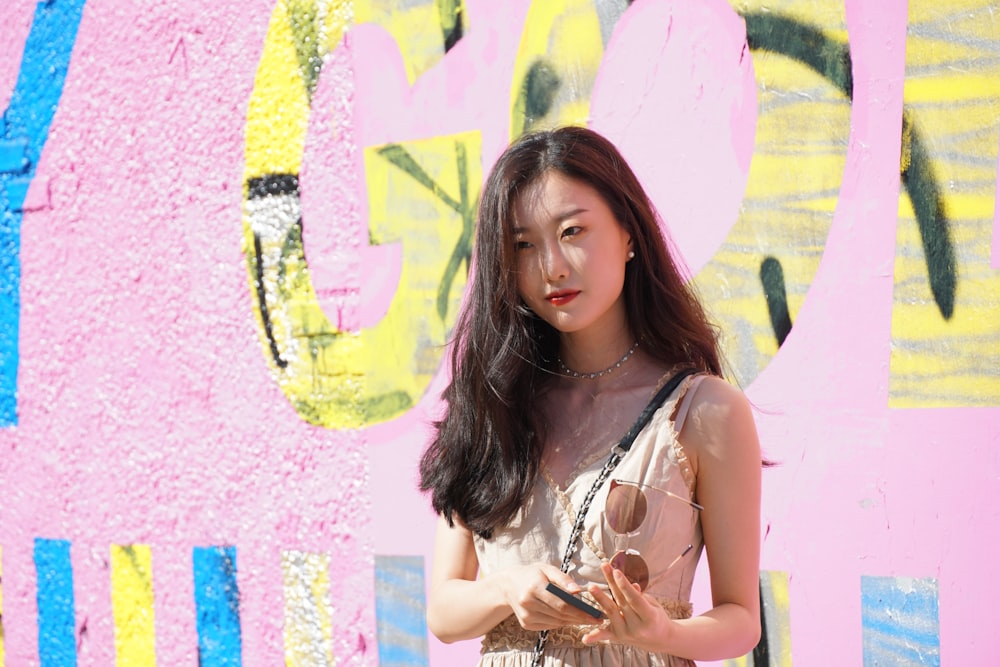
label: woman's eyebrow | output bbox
[554,207,587,222]
[513,208,589,234]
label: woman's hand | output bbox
[580,562,677,651]
[428,517,599,642]
[497,563,605,631]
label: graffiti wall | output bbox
[0,0,997,664]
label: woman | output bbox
[419,126,762,665]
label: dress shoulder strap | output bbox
[672,373,707,434]
[619,368,698,454]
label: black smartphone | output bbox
[545,582,605,619]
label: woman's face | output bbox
[512,171,633,338]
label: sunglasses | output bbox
[604,479,703,591]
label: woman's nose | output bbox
[540,242,568,281]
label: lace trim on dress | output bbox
[481,598,694,652]
[672,438,696,495]
[543,444,615,496]
[540,466,606,559]
[567,446,620,485]
[666,374,700,494]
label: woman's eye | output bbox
[515,240,532,250]
[562,226,582,238]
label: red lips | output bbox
[546,290,580,306]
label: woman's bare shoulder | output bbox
[678,375,759,467]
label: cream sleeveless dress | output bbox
[473,374,707,667]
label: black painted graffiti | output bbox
[760,257,792,348]
[246,173,300,369]
[899,109,957,319]
[744,10,957,326]
[744,12,853,98]
[518,59,561,135]
[438,0,465,53]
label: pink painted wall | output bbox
[1,0,997,665]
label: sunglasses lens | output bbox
[610,551,649,592]
[606,482,647,534]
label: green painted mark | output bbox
[436,0,465,52]
[899,110,956,319]
[744,12,853,98]
[760,257,793,347]
[375,141,474,322]
[520,59,561,134]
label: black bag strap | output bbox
[530,367,698,666]
[615,367,698,455]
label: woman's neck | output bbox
[557,325,638,381]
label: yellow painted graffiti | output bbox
[242,0,356,426]
[725,654,751,667]
[890,0,1000,407]
[243,0,476,427]
[360,134,477,411]
[244,1,350,183]
[695,1,851,386]
[243,0,998,431]
[282,550,335,667]
[760,570,793,665]
[110,544,157,667]
[723,570,792,666]
[355,0,460,83]
[510,0,605,137]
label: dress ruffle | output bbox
[481,597,693,652]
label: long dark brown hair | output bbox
[419,126,723,538]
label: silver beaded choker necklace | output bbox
[558,341,639,380]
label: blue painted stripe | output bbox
[861,575,940,666]
[864,628,940,665]
[34,538,77,667]
[861,614,940,647]
[378,643,431,666]
[374,555,429,667]
[0,139,29,173]
[3,179,32,211]
[192,546,242,667]
[0,0,87,426]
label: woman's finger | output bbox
[515,601,575,631]
[586,583,630,636]
[538,564,583,594]
[537,576,606,624]
[599,562,629,610]
[586,585,618,616]
[605,564,650,617]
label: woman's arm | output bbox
[426,515,509,642]
[427,514,606,643]
[583,376,762,658]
